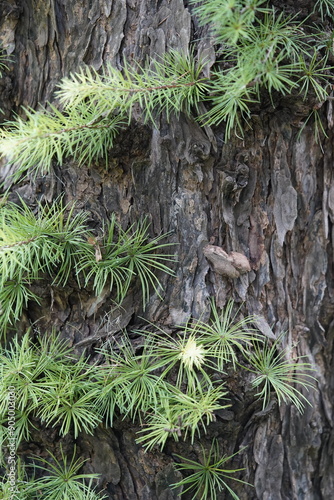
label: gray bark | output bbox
[1,0,333,499]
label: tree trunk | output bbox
[1,1,333,499]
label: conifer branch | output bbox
[0,105,125,180]
[0,235,39,249]
[0,200,174,335]
[56,50,209,122]
[0,2,333,181]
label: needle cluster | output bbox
[191,0,334,137]
[0,199,174,336]
[0,51,208,181]
[0,298,316,499]
[1,2,334,180]
[172,440,250,500]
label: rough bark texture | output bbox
[1,1,334,499]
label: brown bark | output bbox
[1,1,334,499]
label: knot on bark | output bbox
[220,162,249,202]
[186,140,211,164]
[203,245,251,278]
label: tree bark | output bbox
[1,1,334,499]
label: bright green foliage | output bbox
[0,198,89,286]
[297,52,333,102]
[136,385,229,451]
[0,302,316,498]
[313,0,334,20]
[0,3,323,499]
[192,0,331,137]
[0,51,208,180]
[27,447,106,500]
[0,1,333,176]
[96,331,228,448]
[36,357,102,438]
[97,333,174,422]
[0,457,32,500]
[0,333,48,448]
[0,105,124,181]
[190,0,269,39]
[77,216,175,306]
[192,299,260,371]
[174,385,229,443]
[0,305,315,464]
[135,397,185,450]
[192,0,334,138]
[191,0,306,55]
[90,364,120,428]
[144,325,214,391]
[0,280,40,335]
[57,50,209,123]
[0,333,47,414]
[0,332,100,448]
[0,199,89,334]
[0,453,105,500]
[172,439,250,500]
[0,200,174,335]
[245,335,316,412]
